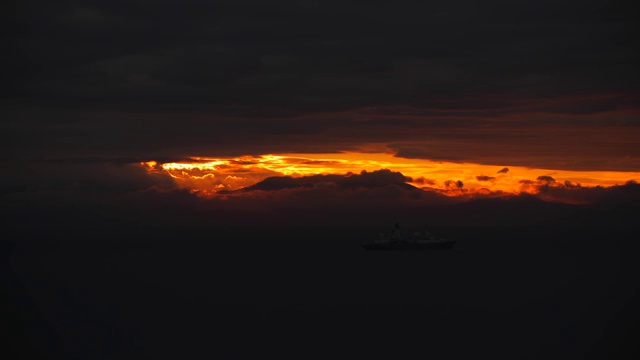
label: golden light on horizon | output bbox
[148,152,640,199]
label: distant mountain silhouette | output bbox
[226,169,419,193]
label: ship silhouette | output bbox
[362,222,456,250]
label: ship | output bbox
[362,222,456,250]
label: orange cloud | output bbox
[6,157,638,230]
[150,152,640,203]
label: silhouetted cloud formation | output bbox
[444,180,464,190]
[476,175,496,182]
[3,158,639,229]
[536,175,556,183]
[237,169,415,192]
[412,177,437,186]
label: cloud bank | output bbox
[3,160,639,230]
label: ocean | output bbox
[4,225,639,359]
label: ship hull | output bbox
[362,240,456,250]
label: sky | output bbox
[2,0,639,229]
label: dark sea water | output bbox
[3,226,639,359]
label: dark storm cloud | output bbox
[4,102,639,172]
[2,0,639,171]
[5,0,638,110]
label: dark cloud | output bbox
[237,169,415,192]
[534,179,640,205]
[536,176,556,183]
[4,104,639,171]
[444,180,464,190]
[411,177,437,186]
[5,0,639,131]
[511,176,640,205]
[3,159,638,230]
[6,1,638,111]
[476,175,496,182]
[0,158,174,197]
[497,168,510,174]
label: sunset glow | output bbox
[144,153,640,200]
